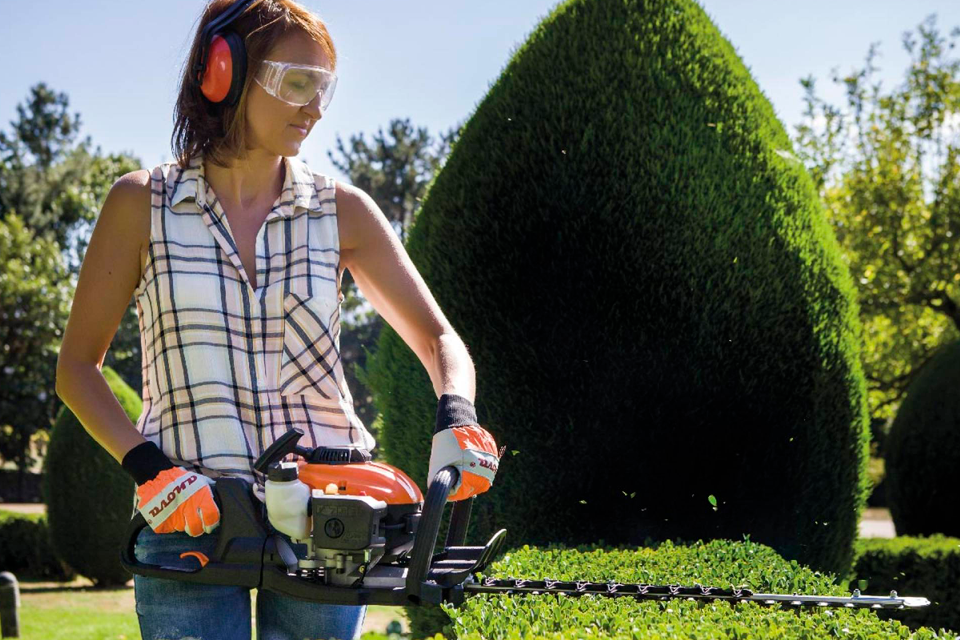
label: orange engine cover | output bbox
[296,458,423,505]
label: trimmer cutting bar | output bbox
[463,579,931,610]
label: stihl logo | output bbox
[149,474,197,517]
[319,505,359,517]
[479,458,498,473]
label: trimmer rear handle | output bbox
[121,478,275,587]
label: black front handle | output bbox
[405,466,460,601]
[446,492,475,548]
[119,478,268,588]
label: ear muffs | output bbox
[199,31,248,107]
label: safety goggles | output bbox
[254,60,338,111]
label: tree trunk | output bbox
[17,460,26,502]
[16,434,28,502]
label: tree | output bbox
[326,118,459,437]
[0,214,72,499]
[0,83,141,272]
[792,14,960,423]
[328,118,458,245]
[0,84,143,394]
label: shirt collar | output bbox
[167,150,315,216]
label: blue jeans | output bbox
[133,503,367,640]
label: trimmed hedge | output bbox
[422,539,953,639]
[41,365,140,587]
[885,340,960,536]
[0,509,74,581]
[852,535,960,634]
[365,0,870,586]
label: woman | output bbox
[54,1,501,638]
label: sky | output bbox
[2,0,960,183]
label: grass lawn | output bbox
[18,576,411,640]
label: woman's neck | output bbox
[204,152,285,211]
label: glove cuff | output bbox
[122,441,175,486]
[435,393,478,434]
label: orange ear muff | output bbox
[199,32,247,106]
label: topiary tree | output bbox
[363,0,870,587]
[885,339,960,536]
[41,365,140,587]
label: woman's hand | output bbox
[136,467,221,536]
[124,440,221,536]
[427,394,502,501]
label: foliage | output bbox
[0,509,74,580]
[328,117,459,245]
[365,0,869,578]
[792,15,960,421]
[0,214,72,490]
[852,534,960,634]
[884,339,960,536]
[0,82,140,265]
[41,365,140,587]
[408,539,955,639]
[0,82,142,391]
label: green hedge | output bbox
[366,0,870,583]
[0,509,74,581]
[851,535,960,634]
[414,538,953,639]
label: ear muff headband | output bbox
[193,0,257,106]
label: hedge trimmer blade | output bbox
[462,578,931,610]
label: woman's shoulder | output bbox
[328,179,390,257]
[108,169,152,216]
[94,170,154,281]
[113,162,172,203]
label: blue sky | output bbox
[2,0,959,181]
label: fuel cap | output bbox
[268,461,299,482]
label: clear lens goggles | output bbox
[254,60,338,111]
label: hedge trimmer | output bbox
[120,428,930,611]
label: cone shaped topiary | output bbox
[42,365,140,587]
[364,0,869,580]
[885,340,960,536]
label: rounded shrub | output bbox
[41,365,141,587]
[885,339,960,536]
[0,510,75,580]
[364,0,869,587]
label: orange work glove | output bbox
[427,394,503,501]
[123,441,220,536]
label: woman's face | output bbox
[245,30,332,156]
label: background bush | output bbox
[365,0,870,586]
[0,509,75,581]
[885,339,960,536]
[42,365,140,587]
[852,534,960,634]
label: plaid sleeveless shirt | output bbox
[132,151,375,505]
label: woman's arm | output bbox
[335,181,476,403]
[55,169,153,464]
